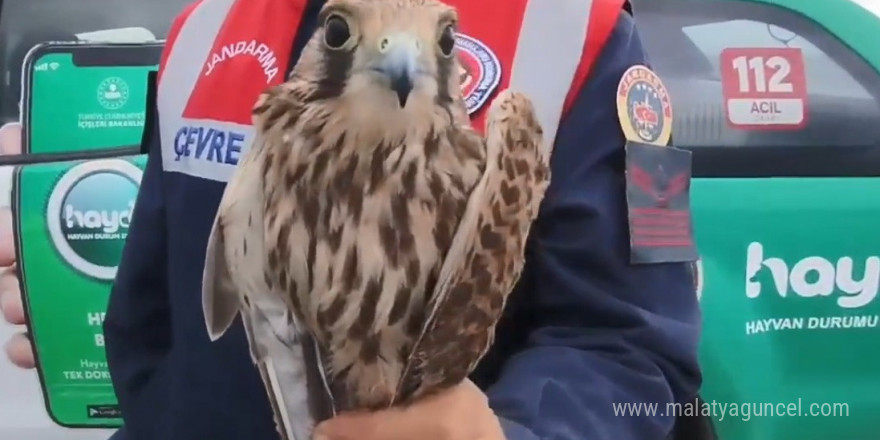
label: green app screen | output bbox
[14,155,147,428]
[28,52,156,154]
[18,47,155,427]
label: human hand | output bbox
[0,262,31,369]
[0,122,22,155]
[0,122,33,369]
[313,379,506,440]
[0,209,31,369]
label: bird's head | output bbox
[291,0,463,118]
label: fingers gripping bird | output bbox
[201,0,552,438]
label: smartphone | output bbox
[12,154,147,428]
[12,41,160,428]
[21,41,162,158]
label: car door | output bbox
[632,0,880,439]
[0,0,188,438]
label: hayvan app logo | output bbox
[746,241,877,309]
[743,241,879,336]
[47,160,142,281]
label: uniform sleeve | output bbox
[103,80,172,434]
[487,11,702,440]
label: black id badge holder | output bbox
[616,65,698,264]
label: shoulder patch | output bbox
[616,64,672,147]
[618,65,697,264]
[455,33,501,115]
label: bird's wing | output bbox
[201,133,294,432]
[201,139,264,341]
[395,89,551,403]
[201,215,239,338]
[201,118,333,439]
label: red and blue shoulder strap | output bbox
[564,0,629,115]
[507,0,628,147]
[141,0,203,154]
[157,0,204,84]
[152,0,627,152]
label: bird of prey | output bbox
[201,0,552,437]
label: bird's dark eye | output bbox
[438,25,455,57]
[324,14,351,49]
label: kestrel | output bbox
[201,0,552,438]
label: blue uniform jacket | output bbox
[103,4,702,440]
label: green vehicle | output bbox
[631,0,880,439]
[0,0,878,438]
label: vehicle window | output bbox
[0,0,189,125]
[633,0,880,149]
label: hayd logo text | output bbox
[65,201,132,235]
[48,160,142,281]
[743,242,879,335]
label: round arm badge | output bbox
[616,65,673,146]
[616,65,698,265]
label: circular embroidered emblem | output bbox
[615,65,673,146]
[454,33,501,115]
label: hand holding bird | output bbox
[313,379,505,440]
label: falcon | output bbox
[201,0,552,437]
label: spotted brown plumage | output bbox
[201,0,551,430]
[395,91,550,403]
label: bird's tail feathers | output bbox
[242,302,338,440]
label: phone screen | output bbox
[13,154,147,428]
[23,43,161,155]
[14,42,160,428]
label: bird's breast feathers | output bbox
[259,116,485,408]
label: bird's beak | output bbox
[377,34,420,107]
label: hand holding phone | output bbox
[0,122,33,371]
[13,41,161,428]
